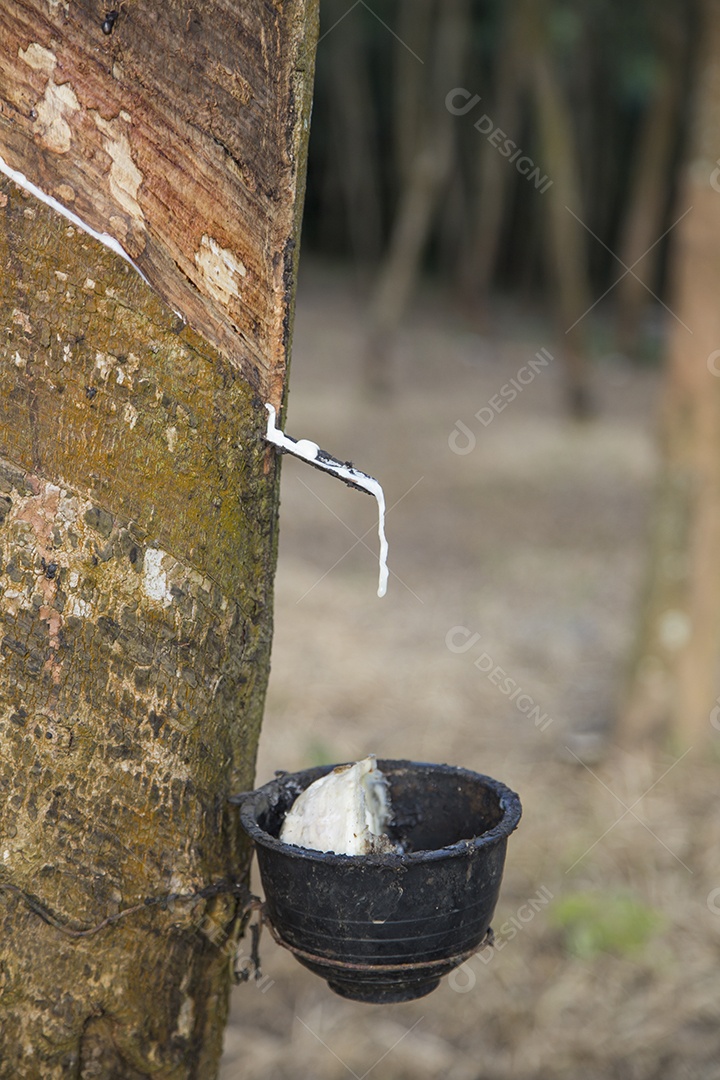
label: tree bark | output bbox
[621,0,720,745]
[0,1,318,1076]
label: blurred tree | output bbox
[363,0,471,396]
[327,7,383,268]
[529,0,595,416]
[458,2,525,309]
[615,2,689,358]
[622,0,720,745]
[300,0,695,411]
[394,0,435,190]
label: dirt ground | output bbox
[219,263,720,1080]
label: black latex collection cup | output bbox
[232,759,522,1003]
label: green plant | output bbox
[550,890,665,958]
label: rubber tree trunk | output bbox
[621,0,720,746]
[0,1,317,1076]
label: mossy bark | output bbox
[0,0,318,1075]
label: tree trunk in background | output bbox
[0,1,317,1076]
[328,10,383,270]
[394,0,434,188]
[621,0,720,746]
[531,36,595,418]
[437,165,470,287]
[615,10,687,358]
[363,0,470,397]
[458,5,527,310]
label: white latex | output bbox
[264,404,389,597]
[280,756,398,855]
[0,153,149,283]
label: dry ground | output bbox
[220,263,720,1080]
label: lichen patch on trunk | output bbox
[19,41,80,155]
[18,41,56,76]
[33,78,80,154]
[142,547,173,606]
[94,112,145,225]
[195,234,248,307]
